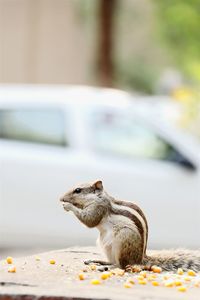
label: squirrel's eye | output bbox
[73,188,82,194]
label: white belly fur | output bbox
[97,216,116,263]
[97,213,140,265]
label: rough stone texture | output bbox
[0,247,199,300]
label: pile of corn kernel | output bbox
[77,264,200,292]
[4,255,200,293]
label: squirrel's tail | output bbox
[143,249,200,272]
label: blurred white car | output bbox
[0,85,199,249]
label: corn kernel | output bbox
[90,264,97,271]
[124,282,132,288]
[127,278,135,284]
[187,269,196,276]
[140,271,147,278]
[8,266,16,273]
[78,273,85,280]
[177,286,187,292]
[174,280,182,286]
[138,279,147,285]
[194,280,200,287]
[177,268,184,275]
[118,269,125,276]
[91,279,100,285]
[147,275,157,281]
[100,272,111,280]
[163,275,169,280]
[151,265,162,273]
[49,259,56,264]
[184,276,191,282]
[35,256,40,261]
[111,268,125,276]
[6,257,13,264]
[127,265,141,273]
[164,279,174,287]
[137,275,145,280]
[152,281,159,286]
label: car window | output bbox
[0,108,67,146]
[90,110,185,163]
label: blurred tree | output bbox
[76,0,200,94]
[97,0,117,87]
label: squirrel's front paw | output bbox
[63,202,73,212]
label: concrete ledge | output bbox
[0,247,199,300]
[0,295,105,300]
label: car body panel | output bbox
[0,85,199,249]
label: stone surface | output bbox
[0,247,199,300]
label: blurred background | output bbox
[0,0,200,258]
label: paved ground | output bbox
[0,247,199,300]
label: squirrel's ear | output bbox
[93,180,103,191]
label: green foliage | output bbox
[154,0,200,82]
[116,60,159,94]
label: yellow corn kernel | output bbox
[78,273,85,280]
[187,269,196,277]
[163,275,169,280]
[111,268,125,276]
[100,272,111,280]
[124,282,132,288]
[91,279,101,285]
[177,268,184,275]
[177,286,187,292]
[152,281,159,286]
[184,276,191,282]
[118,269,125,276]
[90,264,97,271]
[151,265,162,273]
[138,279,147,285]
[140,271,147,278]
[49,259,56,264]
[6,257,13,264]
[8,266,16,273]
[147,275,157,281]
[35,256,41,261]
[194,280,200,287]
[164,280,174,287]
[174,280,182,286]
[137,275,145,280]
[132,266,142,273]
[127,278,135,284]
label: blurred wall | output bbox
[0,0,94,84]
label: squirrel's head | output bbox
[60,180,104,209]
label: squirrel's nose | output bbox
[60,197,65,202]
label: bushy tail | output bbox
[143,249,200,272]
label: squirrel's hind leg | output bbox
[113,227,143,269]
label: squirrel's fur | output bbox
[144,249,200,272]
[60,180,200,271]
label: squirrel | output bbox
[60,180,200,271]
